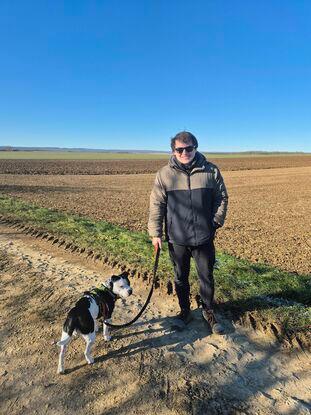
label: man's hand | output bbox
[213,221,222,230]
[152,237,162,250]
[212,221,221,238]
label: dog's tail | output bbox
[57,314,77,346]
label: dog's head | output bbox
[103,272,132,299]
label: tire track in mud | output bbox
[0,224,310,415]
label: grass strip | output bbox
[0,194,310,340]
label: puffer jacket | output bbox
[148,152,228,246]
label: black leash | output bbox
[103,246,161,328]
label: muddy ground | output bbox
[1,166,310,275]
[0,224,310,415]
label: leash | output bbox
[103,245,161,328]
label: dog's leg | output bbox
[83,332,96,364]
[103,319,111,341]
[57,344,68,374]
[57,331,71,374]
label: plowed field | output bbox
[1,155,310,175]
[1,166,310,275]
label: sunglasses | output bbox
[174,145,196,154]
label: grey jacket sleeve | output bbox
[212,167,228,226]
[148,172,167,238]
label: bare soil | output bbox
[1,166,310,275]
[0,224,310,415]
[1,155,310,175]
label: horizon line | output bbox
[1,146,309,155]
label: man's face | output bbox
[173,140,197,164]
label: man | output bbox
[148,131,228,333]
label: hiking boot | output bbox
[202,308,224,334]
[171,309,193,330]
[176,309,193,325]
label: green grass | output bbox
[0,194,310,339]
[0,151,309,160]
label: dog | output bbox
[57,272,132,374]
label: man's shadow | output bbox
[94,307,235,364]
[63,306,236,374]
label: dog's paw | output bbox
[104,335,112,341]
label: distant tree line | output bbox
[0,146,19,151]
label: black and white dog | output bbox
[57,272,132,374]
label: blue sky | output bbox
[1,1,310,152]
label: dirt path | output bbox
[0,224,310,415]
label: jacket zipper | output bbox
[187,172,197,245]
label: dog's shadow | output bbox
[64,362,88,375]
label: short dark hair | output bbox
[170,131,198,151]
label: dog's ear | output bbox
[110,275,121,288]
[119,272,130,285]
[125,276,131,285]
[104,278,114,290]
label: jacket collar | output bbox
[169,151,207,173]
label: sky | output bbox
[0,1,311,152]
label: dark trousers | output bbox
[168,241,215,311]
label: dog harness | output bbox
[84,286,116,319]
